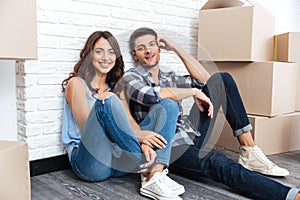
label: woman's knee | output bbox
[157,98,179,114]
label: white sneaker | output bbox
[161,169,185,195]
[238,145,289,177]
[140,172,182,200]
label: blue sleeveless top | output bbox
[61,78,98,161]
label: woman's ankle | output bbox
[144,164,164,181]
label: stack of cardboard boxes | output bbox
[197,0,300,155]
[0,141,31,200]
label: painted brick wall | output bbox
[16,0,206,160]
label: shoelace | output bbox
[143,172,173,195]
[141,171,164,187]
[252,146,276,167]
[152,178,170,193]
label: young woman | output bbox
[61,31,184,200]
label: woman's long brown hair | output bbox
[61,31,124,93]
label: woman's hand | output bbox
[193,88,214,118]
[140,144,157,168]
[137,130,167,149]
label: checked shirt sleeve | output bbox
[122,71,162,107]
[174,74,205,90]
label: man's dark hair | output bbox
[129,27,158,51]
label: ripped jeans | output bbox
[70,94,178,181]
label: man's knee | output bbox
[210,72,232,82]
[212,72,236,85]
[207,72,236,93]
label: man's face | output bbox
[132,34,160,68]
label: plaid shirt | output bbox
[115,65,205,147]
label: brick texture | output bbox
[17,0,205,160]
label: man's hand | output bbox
[137,130,167,149]
[157,37,176,52]
[193,88,214,118]
[157,36,211,83]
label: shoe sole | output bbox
[172,187,185,196]
[240,164,289,177]
[253,169,289,177]
[140,188,181,200]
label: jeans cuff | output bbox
[233,124,253,137]
[286,188,300,200]
[156,159,169,167]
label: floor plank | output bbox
[31,147,300,200]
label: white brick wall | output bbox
[16,0,206,160]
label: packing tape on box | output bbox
[273,35,278,61]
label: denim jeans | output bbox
[170,72,298,199]
[70,95,178,181]
[170,145,293,200]
[139,98,179,165]
[189,72,252,149]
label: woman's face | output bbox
[92,37,116,74]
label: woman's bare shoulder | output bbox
[65,77,87,104]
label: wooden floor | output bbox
[31,147,300,200]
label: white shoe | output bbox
[140,172,182,200]
[238,145,289,177]
[161,169,185,195]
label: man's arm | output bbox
[160,87,213,118]
[158,37,211,83]
[160,87,195,101]
[121,70,213,118]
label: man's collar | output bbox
[136,65,149,76]
[135,65,167,79]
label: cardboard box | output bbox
[274,32,300,111]
[216,112,300,155]
[274,32,300,62]
[198,0,275,61]
[0,141,31,200]
[213,61,297,117]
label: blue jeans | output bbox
[170,145,293,200]
[139,99,179,165]
[170,72,298,199]
[189,72,252,149]
[70,95,178,181]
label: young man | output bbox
[116,27,300,200]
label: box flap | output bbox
[0,141,26,153]
[201,0,249,10]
